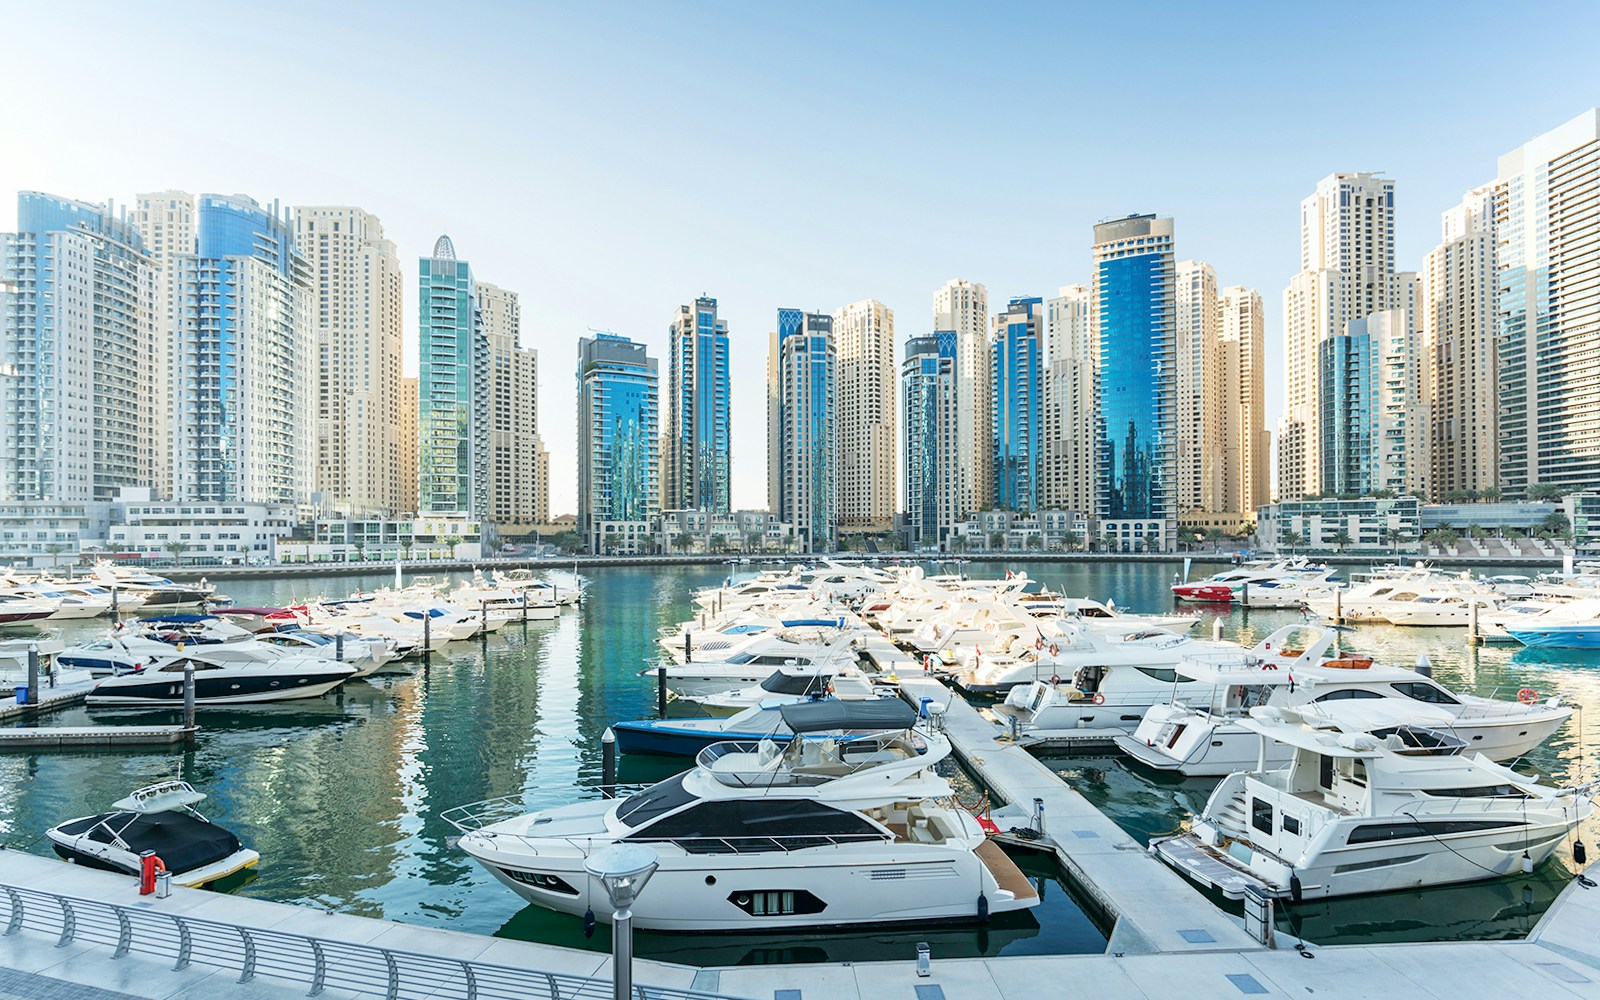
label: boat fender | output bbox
[1092,693,1105,705]
[977,892,990,923]
[582,906,597,939]
[1289,873,1302,904]
[1034,638,1043,651]
[1575,839,1588,866]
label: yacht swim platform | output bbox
[975,837,1039,902]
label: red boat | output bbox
[0,595,56,625]
[1171,583,1236,603]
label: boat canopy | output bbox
[112,780,208,813]
[779,699,916,734]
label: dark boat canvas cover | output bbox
[57,811,242,874]
[779,699,917,734]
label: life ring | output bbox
[1092,693,1105,705]
[1049,674,1062,686]
[1518,687,1539,705]
[1049,644,1060,657]
[1034,638,1044,651]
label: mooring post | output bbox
[601,728,616,798]
[423,614,433,664]
[1468,598,1480,646]
[335,633,345,662]
[182,661,196,737]
[1334,587,1343,625]
[657,664,668,718]
[25,645,39,706]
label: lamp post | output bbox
[584,844,659,1000]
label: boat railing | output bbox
[441,788,648,833]
[0,868,751,1000]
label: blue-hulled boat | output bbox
[1508,622,1600,649]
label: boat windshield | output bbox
[616,774,696,828]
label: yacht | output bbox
[46,781,259,888]
[451,575,560,622]
[0,638,85,695]
[654,631,863,698]
[957,623,1230,696]
[492,568,583,607]
[1152,709,1595,899]
[0,581,108,620]
[1171,560,1334,604]
[678,664,883,715]
[1507,619,1600,649]
[82,563,215,609]
[612,696,908,757]
[86,649,357,705]
[1115,637,1573,776]
[1377,591,1502,627]
[0,593,57,626]
[446,700,1040,930]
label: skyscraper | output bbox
[1321,280,1421,497]
[1174,261,1219,513]
[768,310,836,552]
[1041,285,1095,515]
[666,296,730,513]
[991,297,1044,513]
[901,332,957,548]
[398,375,419,515]
[833,299,896,530]
[1495,109,1600,496]
[1218,286,1268,515]
[577,333,658,552]
[143,193,312,504]
[418,235,489,516]
[1423,185,1499,499]
[933,279,990,517]
[295,206,405,516]
[480,281,548,527]
[132,190,196,500]
[1093,215,1177,550]
[1279,172,1406,500]
[1,192,156,502]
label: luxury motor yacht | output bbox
[677,664,884,715]
[0,593,57,626]
[957,622,1231,696]
[0,581,109,620]
[654,630,863,698]
[451,574,561,621]
[1507,619,1600,649]
[86,649,357,705]
[446,700,1040,930]
[1477,597,1600,642]
[82,563,215,609]
[1152,709,1594,899]
[612,696,909,757]
[1171,559,1335,604]
[1115,637,1573,776]
[47,781,258,888]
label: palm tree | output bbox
[42,543,68,570]
[1480,487,1502,502]
[353,540,366,564]
[948,534,967,554]
[1026,534,1042,551]
[1330,529,1352,553]
[1064,531,1082,552]
[400,540,413,562]
[987,531,1005,551]
[1281,530,1305,554]
[673,532,694,554]
[164,540,191,566]
[744,531,762,553]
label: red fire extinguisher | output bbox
[139,851,166,895]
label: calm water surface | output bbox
[1,560,1594,958]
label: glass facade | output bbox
[577,333,659,551]
[902,332,955,546]
[992,297,1043,513]
[1318,323,1373,496]
[667,296,729,512]
[1094,216,1176,525]
[772,311,835,552]
[418,239,489,515]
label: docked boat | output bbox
[612,696,908,756]
[1152,709,1595,899]
[957,622,1229,696]
[0,593,57,626]
[46,781,259,887]
[677,664,884,715]
[1171,559,1334,604]
[83,563,215,609]
[446,700,1040,930]
[86,649,356,705]
[654,630,863,698]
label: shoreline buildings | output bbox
[834,299,896,532]
[768,310,836,553]
[666,296,730,514]
[577,333,658,554]
[418,235,489,517]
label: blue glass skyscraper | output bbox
[577,333,659,552]
[418,235,490,515]
[992,297,1044,513]
[1093,215,1176,549]
[768,310,835,552]
[902,332,956,546]
[667,296,730,512]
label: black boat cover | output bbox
[56,811,242,875]
[779,699,917,734]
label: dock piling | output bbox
[601,727,616,797]
[26,645,38,706]
[657,665,668,718]
[1468,599,1481,646]
[1334,588,1342,624]
[423,615,432,663]
[1212,618,1223,641]
[182,662,195,737]
[335,633,345,662]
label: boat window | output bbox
[1135,667,1179,683]
[724,653,756,665]
[156,659,221,673]
[1251,797,1273,834]
[728,889,826,916]
[616,774,695,827]
[1282,814,1301,836]
[1347,819,1516,844]
[1390,682,1460,705]
[1314,689,1384,702]
[627,799,881,853]
[1318,753,1334,790]
[1419,785,1528,798]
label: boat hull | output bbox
[87,670,352,705]
[1508,626,1600,649]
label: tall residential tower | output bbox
[577,333,658,551]
[665,296,730,513]
[480,282,549,527]
[834,299,896,531]
[418,236,489,516]
[768,310,836,552]
[933,280,989,517]
[991,297,1044,513]
[901,332,957,547]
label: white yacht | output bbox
[1116,638,1573,776]
[678,665,883,715]
[82,563,215,609]
[447,700,1040,930]
[655,631,862,698]
[47,782,258,887]
[1152,709,1595,899]
[86,649,356,705]
[958,623,1231,696]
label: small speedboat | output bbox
[46,781,259,887]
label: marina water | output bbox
[1,560,1595,960]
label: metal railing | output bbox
[0,878,752,1000]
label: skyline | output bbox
[5,1,1599,513]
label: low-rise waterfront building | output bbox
[0,502,111,569]
[947,509,1091,552]
[101,498,296,565]
[660,509,793,554]
[277,515,484,563]
[1255,496,1422,553]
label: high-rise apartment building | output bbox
[418,236,489,516]
[577,333,658,551]
[480,282,548,527]
[834,299,896,530]
[1174,261,1220,513]
[666,296,730,513]
[295,206,405,516]
[398,375,418,515]
[933,280,989,517]
[1093,215,1177,549]
[1279,172,1406,500]
[768,310,836,552]
[137,193,312,504]
[1218,286,1269,515]
[1322,280,1422,497]
[1,193,156,502]
[1423,186,1499,499]
[1041,285,1095,515]
[131,191,195,500]
[1495,109,1600,496]
[991,297,1044,513]
[902,332,957,547]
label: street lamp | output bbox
[584,843,659,1000]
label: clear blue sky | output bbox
[4,0,1598,513]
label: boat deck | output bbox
[975,838,1038,902]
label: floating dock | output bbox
[0,724,195,749]
[0,680,93,722]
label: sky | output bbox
[4,0,1599,515]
